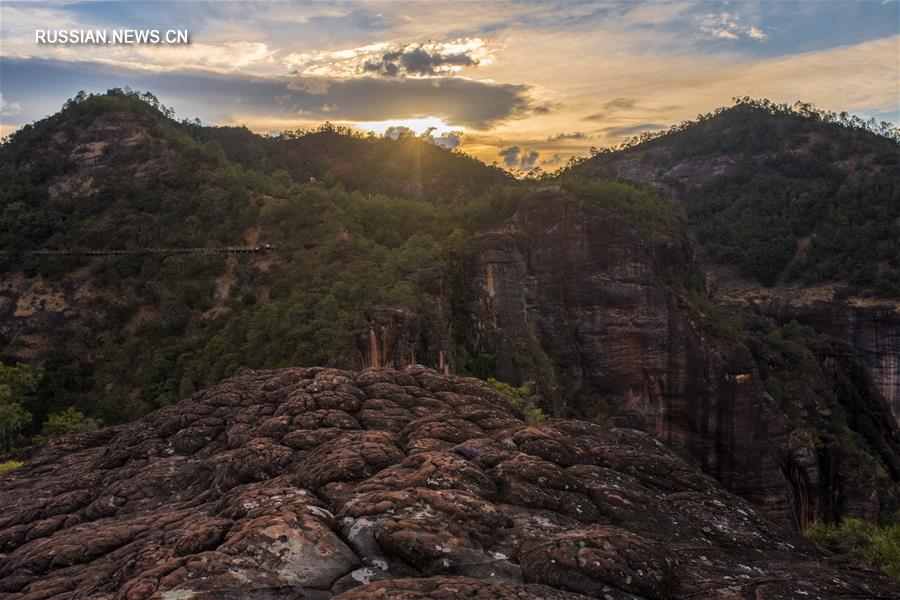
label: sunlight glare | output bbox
[342,116,461,137]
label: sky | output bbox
[1,0,898,170]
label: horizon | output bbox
[1,1,898,170]
[8,89,898,177]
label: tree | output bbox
[39,408,100,439]
[0,364,41,452]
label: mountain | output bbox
[567,98,900,442]
[2,90,899,541]
[570,99,900,295]
[2,366,897,598]
[187,122,512,203]
[0,89,518,425]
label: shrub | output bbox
[806,517,900,581]
[38,408,100,439]
[0,460,23,474]
[487,378,547,424]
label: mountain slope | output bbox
[187,122,512,203]
[2,366,897,598]
[0,89,525,430]
[570,99,900,295]
[566,99,900,439]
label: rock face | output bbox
[1,366,896,599]
[762,299,900,426]
[459,191,796,524]
[450,189,900,531]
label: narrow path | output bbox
[20,244,315,257]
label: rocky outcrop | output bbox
[1,366,896,599]
[354,305,452,375]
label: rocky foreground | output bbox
[1,367,897,599]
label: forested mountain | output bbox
[0,89,523,428]
[2,89,900,543]
[187,122,511,202]
[569,99,900,295]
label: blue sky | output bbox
[1,1,898,166]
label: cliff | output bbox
[570,101,900,427]
[454,190,900,528]
[1,366,896,599]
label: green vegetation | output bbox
[560,179,685,240]
[686,160,900,292]
[38,408,100,439]
[0,460,23,474]
[806,517,900,581]
[487,378,546,424]
[569,98,900,295]
[0,90,536,441]
[0,364,41,452]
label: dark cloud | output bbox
[286,76,531,128]
[546,131,587,142]
[499,146,521,167]
[382,126,462,150]
[422,127,462,150]
[520,150,539,169]
[601,123,665,137]
[540,153,566,166]
[583,113,605,121]
[362,44,479,77]
[384,125,417,140]
[499,145,539,170]
[0,57,533,130]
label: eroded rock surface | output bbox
[1,367,896,599]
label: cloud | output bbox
[283,42,391,77]
[422,127,462,150]
[284,38,490,78]
[699,13,767,41]
[601,123,666,138]
[540,153,567,166]
[0,57,535,130]
[603,98,637,110]
[0,93,22,116]
[582,98,638,121]
[363,42,480,76]
[284,75,533,128]
[547,131,587,142]
[1,1,895,166]
[384,125,416,140]
[747,27,767,41]
[137,42,276,71]
[383,124,462,149]
[288,78,331,95]
[499,145,539,169]
[499,146,521,166]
